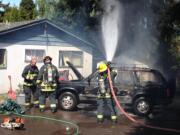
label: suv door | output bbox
[114,70,135,104]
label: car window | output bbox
[115,71,134,85]
[136,71,164,84]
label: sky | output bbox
[2,0,35,7]
[2,0,21,7]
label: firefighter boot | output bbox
[33,101,39,108]
[50,103,57,113]
[97,114,104,124]
[25,103,31,112]
[111,115,118,124]
[39,105,45,112]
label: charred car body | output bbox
[57,62,173,116]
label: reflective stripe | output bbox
[25,103,30,106]
[23,82,33,86]
[98,93,111,98]
[41,83,57,91]
[41,86,56,91]
[48,67,53,82]
[26,74,38,80]
[97,115,103,119]
[33,101,39,104]
[41,89,55,92]
[105,93,111,98]
[41,83,57,87]
[39,105,45,109]
[111,115,117,120]
[50,104,56,108]
[97,95,101,98]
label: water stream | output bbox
[101,0,123,62]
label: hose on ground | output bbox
[1,112,79,135]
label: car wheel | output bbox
[58,92,78,111]
[133,97,152,117]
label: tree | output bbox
[3,7,21,22]
[0,1,9,22]
[159,1,180,70]
[35,0,46,18]
[47,0,102,43]
[20,0,36,20]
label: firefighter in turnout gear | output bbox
[96,61,117,123]
[22,57,39,110]
[36,56,59,113]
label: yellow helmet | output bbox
[97,62,107,73]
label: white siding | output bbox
[0,43,92,94]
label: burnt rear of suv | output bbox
[134,69,172,105]
[113,67,172,116]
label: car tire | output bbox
[133,97,152,117]
[58,92,78,111]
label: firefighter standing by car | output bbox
[96,61,118,123]
[36,56,59,113]
[22,57,39,110]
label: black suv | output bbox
[57,62,173,116]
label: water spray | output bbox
[101,0,123,61]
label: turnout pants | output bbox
[97,97,117,121]
[39,90,57,110]
[23,85,39,107]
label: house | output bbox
[0,19,103,94]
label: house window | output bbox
[59,51,83,67]
[25,49,45,62]
[0,49,7,69]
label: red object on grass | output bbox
[7,75,16,100]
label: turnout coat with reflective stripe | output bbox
[37,64,59,91]
[97,69,117,98]
[22,64,39,86]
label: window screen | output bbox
[0,49,7,69]
[59,51,83,67]
[25,49,45,62]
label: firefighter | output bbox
[22,57,39,110]
[96,61,117,123]
[36,56,59,113]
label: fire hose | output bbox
[0,112,79,135]
[14,113,79,135]
[0,100,79,135]
[107,67,180,134]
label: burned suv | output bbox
[57,62,173,116]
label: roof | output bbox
[0,20,36,32]
[0,19,95,48]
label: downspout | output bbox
[44,22,48,53]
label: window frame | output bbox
[25,49,45,63]
[115,70,134,85]
[59,51,83,68]
[0,48,7,69]
[136,71,165,84]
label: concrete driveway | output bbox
[0,94,180,135]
